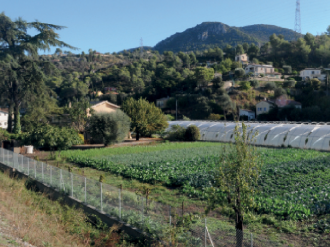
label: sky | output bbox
[2,0,330,54]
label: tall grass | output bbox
[0,170,137,247]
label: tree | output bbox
[86,110,130,146]
[194,67,214,87]
[234,68,245,78]
[122,98,168,140]
[23,125,82,150]
[249,80,259,88]
[239,81,251,90]
[283,80,296,88]
[0,12,76,133]
[218,94,234,120]
[274,88,287,98]
[264,81,277,91]
[212,76,224,91]
[206,122,262,247]
[184,125,200,141]
[65,98,91,133]
[311,78,321,90]
[235,44,245,55]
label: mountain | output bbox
[153,22,297,53]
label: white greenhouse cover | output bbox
[167,121,330,151]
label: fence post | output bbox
[34,160,36,179]
[119,186,122,220]
[169,206,171,226]
[251,233,253,247]
[205,218,207,247]
[141,197,144,226]
[71,173,73,197]
[100,182,103,211]
[84,177,87,203]
[60,169,63,190]
[50,165,52,186]
[42,162,44,182]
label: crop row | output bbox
[68,152,330,219]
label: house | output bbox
[245,64,275,76]
[239,109,255,120]
[256,100,276,116]
[300,68,326,81]
[156,97,170,109]
[235,54,249,64]
[0,109,8,129]
[206,61,218,67]
[91,91,104,97]
[275,95,302,109]
[87,101,121,117]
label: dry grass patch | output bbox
[0,170,137,247]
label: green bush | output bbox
[23,125,83,150]
[165,125,200,142]
[239,81,251,90]
[207,113,222,120]
[264,81,277,91]
[185,125,200,141]
[165,125,186,141]
[249,80,259,88]
[274,88,287,98]
[86,110,130,146]
[283,80,296,88]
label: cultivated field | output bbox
[64,143,330,223]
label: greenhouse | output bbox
[167,121,330,151]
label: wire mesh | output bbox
[72,173,86,202]
[85,177,101,210]
[102,183,120,217]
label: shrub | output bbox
[86,110,130,146]
[208,113,222,120]
[165,114,175,121]
[249,80,259,88]
[283,80,296,88]
[274,88,287,98]
[23,125,83,150]
[239,81,251,90]
[234,68,245,78]
[185,125,200,142]
[264,81,277,91]
[165,125,186,141]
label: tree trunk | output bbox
[7,103,13,133]
[235,213,244,247]
[136,130,140,141]
[13,102,21,134]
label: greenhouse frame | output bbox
[167,121,330,151]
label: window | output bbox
[264,108,267,111]
[312,71,315,74]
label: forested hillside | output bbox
[2,11,330,138]
[153,22,297,53]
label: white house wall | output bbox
[167,121,330,151]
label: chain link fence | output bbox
[0,148,287,246]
